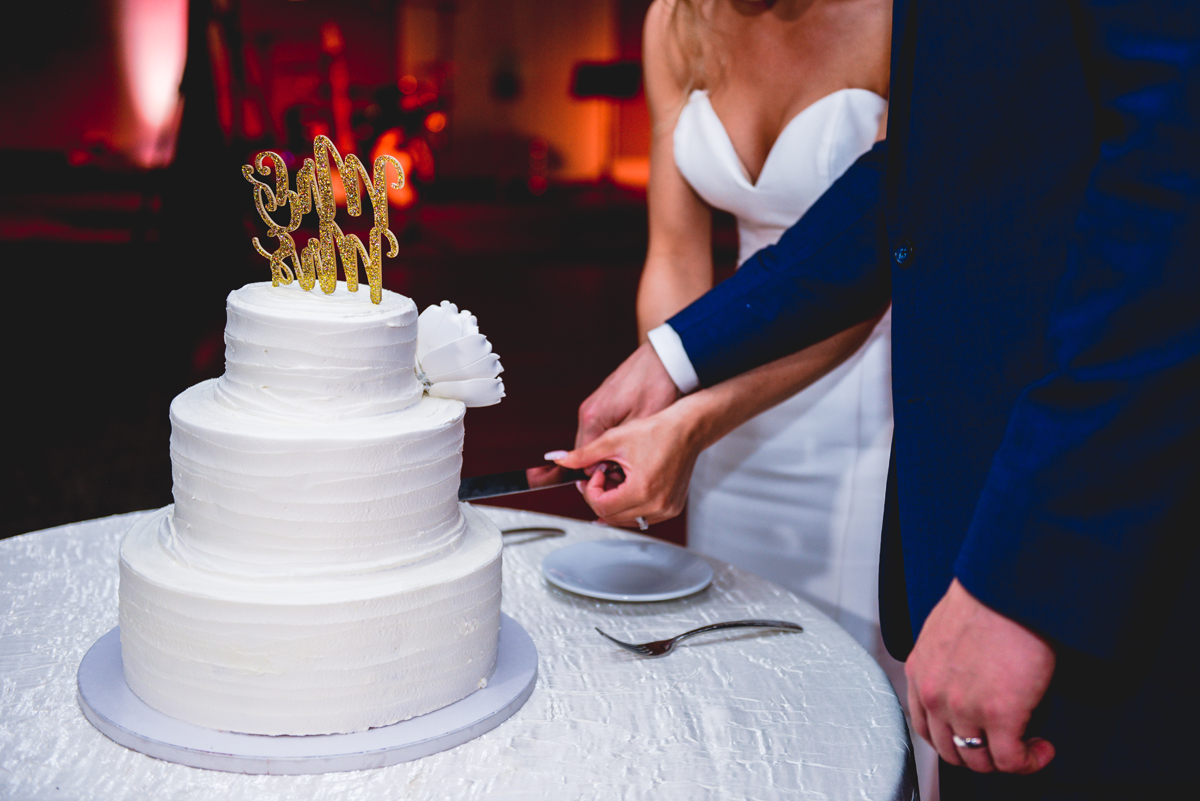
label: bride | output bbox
[555,0,934,791]
[564,0,893,658]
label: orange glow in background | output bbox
[371,130,417,208]
[424,112,447,133]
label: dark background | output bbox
[1,0,737,544]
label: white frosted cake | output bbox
[118,281,503,736]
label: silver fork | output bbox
[595,619,803,657]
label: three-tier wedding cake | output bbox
[118,281,503,736]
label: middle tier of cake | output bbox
[169,379,467,576]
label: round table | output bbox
[0,508,917,800]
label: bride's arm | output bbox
[556,307,886,527]
[637,0,715,342]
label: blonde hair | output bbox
[667,0,724,94]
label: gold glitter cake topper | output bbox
[242,135,403,304]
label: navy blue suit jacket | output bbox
[668,0,1199,787]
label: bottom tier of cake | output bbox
[118,504,502,736]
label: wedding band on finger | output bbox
[952,734,987,750]
[635,516,649,531]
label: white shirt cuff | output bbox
[647,323,701,395]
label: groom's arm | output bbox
[666,141,891,388]
[907,1,1200,775]
[954,0,1200,665]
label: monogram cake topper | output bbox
[242,135,403,304]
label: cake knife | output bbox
[458,463,624,501]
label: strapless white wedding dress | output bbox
[674,88,894,656]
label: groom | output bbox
[568,1,1198,797]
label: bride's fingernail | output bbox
[544,450,569,460]
[575,481,586,493]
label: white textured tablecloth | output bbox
[0,508,916,801]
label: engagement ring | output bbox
[952,734,986,749]
[635,516,649,531]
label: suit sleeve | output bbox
[667,141,890,388]
[956,2,1200,661]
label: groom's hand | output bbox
[575,342,681,449]
[907,579,1057,775]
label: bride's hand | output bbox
[550,402,705,528]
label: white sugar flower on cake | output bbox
[415,301,506,407]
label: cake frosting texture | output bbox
[216,282,423,419]
[118,281,502,736]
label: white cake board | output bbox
[77,614,537,775]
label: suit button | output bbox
[893,239,913,266]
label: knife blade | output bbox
[458,464,589,501]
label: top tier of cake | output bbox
[215,281,423,420]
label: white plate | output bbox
[542,539,714,602]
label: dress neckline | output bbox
[693,88,885,188]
